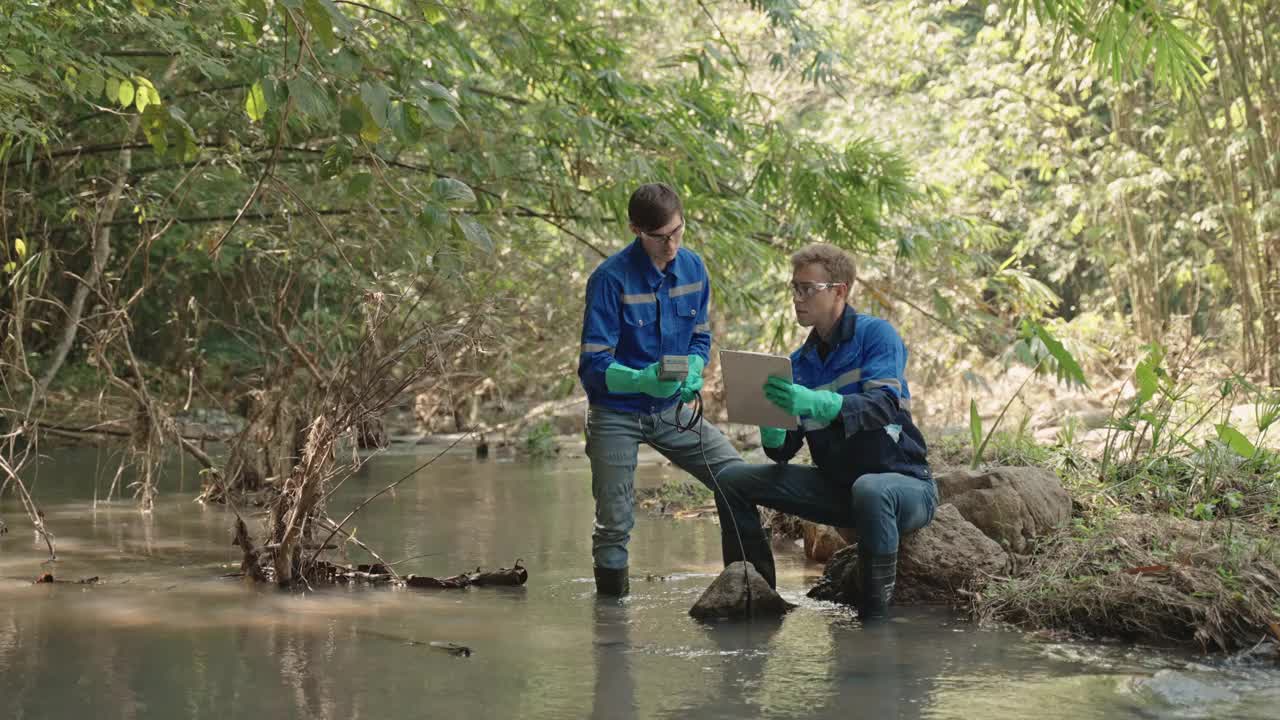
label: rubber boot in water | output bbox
[858,550,896,621]
[594,566,630,597]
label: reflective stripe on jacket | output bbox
[578,240,711,413]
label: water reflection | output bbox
[2,447,1278,720]
[591,598,638,720]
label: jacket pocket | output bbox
[621,298,657,328]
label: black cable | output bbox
[652,390,753,615]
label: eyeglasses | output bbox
[789,281,846,300]
[640,221,684,244]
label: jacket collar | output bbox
[626,238,683,287]
[802,305,857,357]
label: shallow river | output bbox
[1,443,1276,719]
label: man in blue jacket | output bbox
[716,243,936,620]
[578,183,743,596]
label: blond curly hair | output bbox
[790,243,856,288]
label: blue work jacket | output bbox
[577,240,712,414]
[765,305,931,482]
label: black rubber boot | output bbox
[858,551,896,621]
[594,566,630,597]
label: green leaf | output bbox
[1030,322,1088,388]
[454,215,493,252]
[303,0,338,49]
[417,204,450,230]
[339,97,365,134]
[78,69,105,100]
[969,398,983,469]
[432,177,476,206]
[1134,360,1158,405]
[105,77,120,103]
[117,79,135,109]
[424,98,462,130]
[419,81,455,102]
[327,48,363,78]
[287,76,332,118]
[141,104,170,155]
[320,140,353,178]
[245,81,268,122]
[393,103,423,144]
[134,79,156,113]
[239,0,269,39]
[421,2,447,24]
[359,82,391,129]
[347,172,373,196]
[1215,424,1257,459]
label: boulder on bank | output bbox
[935,466,1071,554]
[808,504,1009,604]
[783,466,1071,564]
[690,561,796,620]
[801,520,849,562]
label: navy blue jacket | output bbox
[765,306,931,482]
[577,240,712,414]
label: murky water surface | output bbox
[2,444,1276,719]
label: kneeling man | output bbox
[717,243,936,620]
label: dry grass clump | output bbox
[979,512,1280,653]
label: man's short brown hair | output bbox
[628,183,683,232]
[791,243,856,287]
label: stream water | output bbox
[1,443,1276,719]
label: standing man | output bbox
[715,243,936,620]
[578,183,743,596]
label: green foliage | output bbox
[522,420,559,460]
[1,0,920,404]
[1096,346,1279,524]
[1012,0,1208,98]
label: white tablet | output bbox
[719,350,798,428]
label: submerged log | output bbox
[469,560,528,586]
[405,574,470,589]
[429,641,472,657]
[405,560,528,590]
[33,573,99,585]
[229,557,529,589]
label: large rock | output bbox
[690,561,797,620]
[801,520,849,562]
[935,466,1070,554]
[808,504,1009,604]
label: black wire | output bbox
[653,390,753,614]
[662,391,703,434]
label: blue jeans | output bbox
[716,463,938,587]
[585,404,744,570]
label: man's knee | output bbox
[712,462,769,495]
[851,473,896,513]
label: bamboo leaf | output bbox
[1029,321,1088,388]
[1215,424,1257,459]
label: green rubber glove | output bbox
[763,376,843,423]
[605,362,681,398]
[679,355,706,403]
[759,426,787,449]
